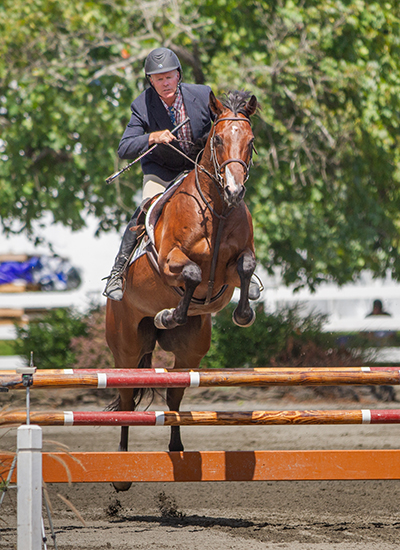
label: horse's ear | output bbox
[244,95,258,118]
[209,91,224,116]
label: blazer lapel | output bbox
[149,88,175,132]
[181,85,201,140]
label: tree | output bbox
[195,0,400,287]
[1,0,400,288]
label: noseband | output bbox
[210,116,254,186]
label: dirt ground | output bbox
[2,385,400,549]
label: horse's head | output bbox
[208,91,258,208]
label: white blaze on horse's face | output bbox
[224,164,245,207]
[222,123,248,207]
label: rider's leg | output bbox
[143,179,166,200]
[104,177,169,302]
[103,207,140,301]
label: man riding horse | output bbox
[103,47,261,302]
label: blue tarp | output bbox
[0,256,81,291]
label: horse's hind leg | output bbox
[232,250,256,327]
[111,351,155,492]
[158,314,212,451]
[166,387,186,451]
[112,387,136,492]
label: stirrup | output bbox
[249,273,264,301]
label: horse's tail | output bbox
[105,352,154,412]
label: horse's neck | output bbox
[198,145,225,213]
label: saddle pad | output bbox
[129,233,150,265]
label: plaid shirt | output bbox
[161,88,193,154]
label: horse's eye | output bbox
[214,135,223,147]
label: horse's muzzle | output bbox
[224,184,246,207]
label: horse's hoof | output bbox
[112,481,132,492]
[232,308,256,327]
[154,308,176,330]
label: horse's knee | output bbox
[237,253,256,279]
[182,262,202,287]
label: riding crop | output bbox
[105,117,190,184]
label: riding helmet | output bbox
[144,47,182,76]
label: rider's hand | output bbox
[149,129,176,146]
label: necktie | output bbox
[168,106,176,125]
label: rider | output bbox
[103,47,214,301]
[103,47,261,302]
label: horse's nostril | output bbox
[224,185,245,207]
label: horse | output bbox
[105,90,258,491]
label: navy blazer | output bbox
[118,83,214,182]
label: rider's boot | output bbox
[103,208,140,302]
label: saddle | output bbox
[129,172,189,266]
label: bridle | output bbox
[209,116,254,188]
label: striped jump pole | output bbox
[2,367,400,390]
[2,366,400,377]
[2,409,400,427]
[2,366,400,375]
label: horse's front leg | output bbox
[154,248,202,330]
[232,250,256,327]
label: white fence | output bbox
[261,277,400,333]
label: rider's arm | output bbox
[117,101,151,160]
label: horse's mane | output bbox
[221,90,255,118]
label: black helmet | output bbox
[144,47,182,76]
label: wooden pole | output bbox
[2,450,400,483]
[2,368,400,390]
[2,409,400,427]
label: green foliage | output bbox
[14,308,88,369]
[203,304,362,369]
[0,340,15,356]
[1,1,400,287]
[70,306,114,369]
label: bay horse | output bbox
[106,90,258,491]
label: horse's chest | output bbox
[187,237,237,266]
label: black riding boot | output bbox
[103,208,140,301]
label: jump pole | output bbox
[2,367,400,390]
[2,366,400,376]
[2,449,400,483]
[2,409,400,426]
